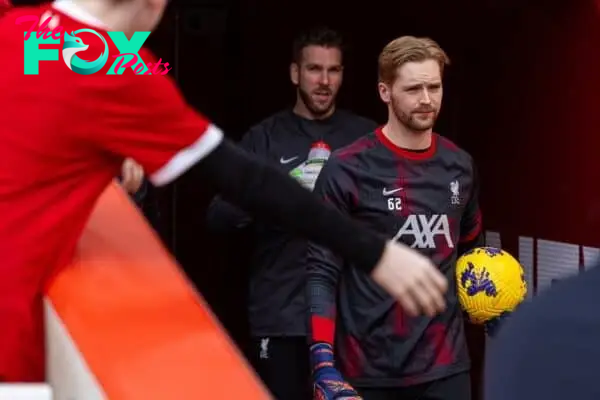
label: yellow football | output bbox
[455,247,527,324]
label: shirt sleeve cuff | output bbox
[150,124,223,186]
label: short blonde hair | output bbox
[378,36,450,85]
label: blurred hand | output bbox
[120,158,144,194]
[371,241,448,317]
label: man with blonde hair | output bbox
[307,36,483,400]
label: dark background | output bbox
[147,0,600,398]
[16,0,600,397]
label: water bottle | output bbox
[290,141,331,191]
[307,141,331,164]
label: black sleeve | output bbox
[131,178,148,207]
[192,139,386,273]
[306,158,352,344]
[204,128,261,232]
[205,200,252,233]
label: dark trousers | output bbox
[249,336,311,400]
[358,372,471,400]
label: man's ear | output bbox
[290,62,299,85]
[378,82,391,104]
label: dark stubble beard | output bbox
[298,86,335,118]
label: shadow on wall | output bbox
[461,0,600,250]
[459,0,600,397]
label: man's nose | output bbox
[420,89,432,104]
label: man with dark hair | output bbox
[206,26,377,399]
[288,26,347,119]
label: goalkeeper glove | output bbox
[311,342,362,400]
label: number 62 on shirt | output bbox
[387,197,402,211]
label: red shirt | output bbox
[0,0,10,14]
[0,2,222,381]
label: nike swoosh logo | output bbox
[280,156,298,164]
[382,187,403,196]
